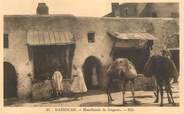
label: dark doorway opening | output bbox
[83,56,102,90]
[113,47,150,73]
[32,45,75,80]
[169,48,180,72]
[4,62,17,99]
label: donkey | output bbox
[106,58,138,105]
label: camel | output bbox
[106,58,138,105]
[144,55,178,106]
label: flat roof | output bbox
[3,14,178,21]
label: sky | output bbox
[1,0,116,17]
[1,0,179,17]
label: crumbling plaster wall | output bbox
[4,15,179,98]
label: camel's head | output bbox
[113,58,129,76]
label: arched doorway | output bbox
[4,62,17,99]
[82,56,102,90]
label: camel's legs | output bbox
[167,83,176,105]
[107,81,114,104]
[122,81,127,105]
[107,88,112,104]
[165,83,172,104]
[106,77,112,104]
[166,90,172,103]
[159,82,164,106]
[107,92,110,104]
[109,93,113,101]
[130,80,140,105]
[154,81,159,103]
[108,89,114,102]
[130,80,136,102]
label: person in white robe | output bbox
[71,65,87,100]
[52,67,64,97]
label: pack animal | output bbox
[144,55,178,106]
[106,58,138,105]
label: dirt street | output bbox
[5,84,179,107]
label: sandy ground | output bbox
[4,83,179,107]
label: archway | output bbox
[4,62,17,99]
[82,56,102,90]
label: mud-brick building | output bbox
[105,3,179,18]
[3,4,179,100]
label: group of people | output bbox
[51,65,87,100]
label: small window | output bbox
[87,32,95,43]
[4,33,9,48]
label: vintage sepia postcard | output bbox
[0,0,183,114]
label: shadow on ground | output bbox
[48,98,77,104]
[127,95,153,98]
